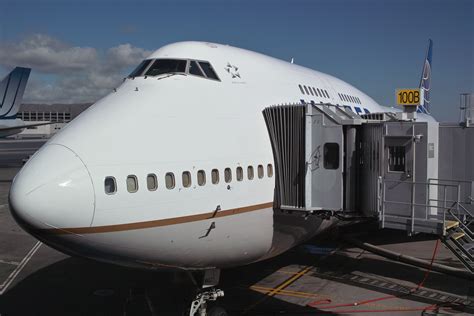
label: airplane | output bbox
[8,40,434,315]
[0,67,53,138]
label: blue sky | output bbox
[0,0,472,121]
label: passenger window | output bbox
[303,86,310,94]
[388,146,406,172]
[147,174,158,191]
[165,172,175,189]
[182,171,192,188]
[258,165,264,179]
[247,166,254,180]
[317,88,322,97]
[145,59,187,76]
[298,84,305,94]
[267,164,274,177]
[312,87,318,96]
[324,90,330,98]
[127,175,138,193]
[189,61,204,77]
[308,87,314,96]
[198,61,220,80]
[197,170,206,186]
[224,168,232,183]
[324,143,339,170]
[236,167,243,181]
[211,169,219,184]
[104,177,117,194]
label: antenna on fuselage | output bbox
[290,58,294,64]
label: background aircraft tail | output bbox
[0,67,31,119]
[418,39,433,114]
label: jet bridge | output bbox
[263,102,474,272]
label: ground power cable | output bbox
[306,239,469,314]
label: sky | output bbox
[0,0,472,122]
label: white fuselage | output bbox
[9,41,426,270]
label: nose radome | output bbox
[9,144,95,230]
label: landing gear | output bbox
[188,269,226,316]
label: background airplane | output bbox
[0,67,52,138]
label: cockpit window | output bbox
[198,61,219,80]
[189,61,205,77]
[128,59,153,77]
[145,59,187,77]
[128,58,220,82]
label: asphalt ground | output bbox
[0,143,473,316]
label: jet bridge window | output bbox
[324,143,339,170]
[388,146,406,172]
[198,62,220,80]
[145,59,187,77]
[104,177,117,194]
[127,175,139,193]
[128,59,153,77]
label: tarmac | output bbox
[0,138,473,315]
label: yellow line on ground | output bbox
[243,265,313,314]
[251,286,329,299]
[251,285,327,297]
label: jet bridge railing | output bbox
[378,177,472,235]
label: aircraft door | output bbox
[307,119,344,211]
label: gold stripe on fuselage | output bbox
[42,202,273,235]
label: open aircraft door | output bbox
[305,107,344,211]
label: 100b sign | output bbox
[397,89,421,106]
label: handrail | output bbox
[378,177,473,236]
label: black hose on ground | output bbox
[341,235,474,281]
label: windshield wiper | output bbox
[156,73,187,80]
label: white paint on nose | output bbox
[9,144,95,230]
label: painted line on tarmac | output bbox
[0,241,42,295]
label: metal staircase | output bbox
[442,213,474,272]
[378,177,474,273]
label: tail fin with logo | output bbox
[418,39,433,114]
[0,67,31,119]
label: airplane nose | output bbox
[9,144,95,231]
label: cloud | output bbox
[0,34,97,73]
[106,43,151,69]
[0,34,152,103]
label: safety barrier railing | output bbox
[377,177,472,235]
